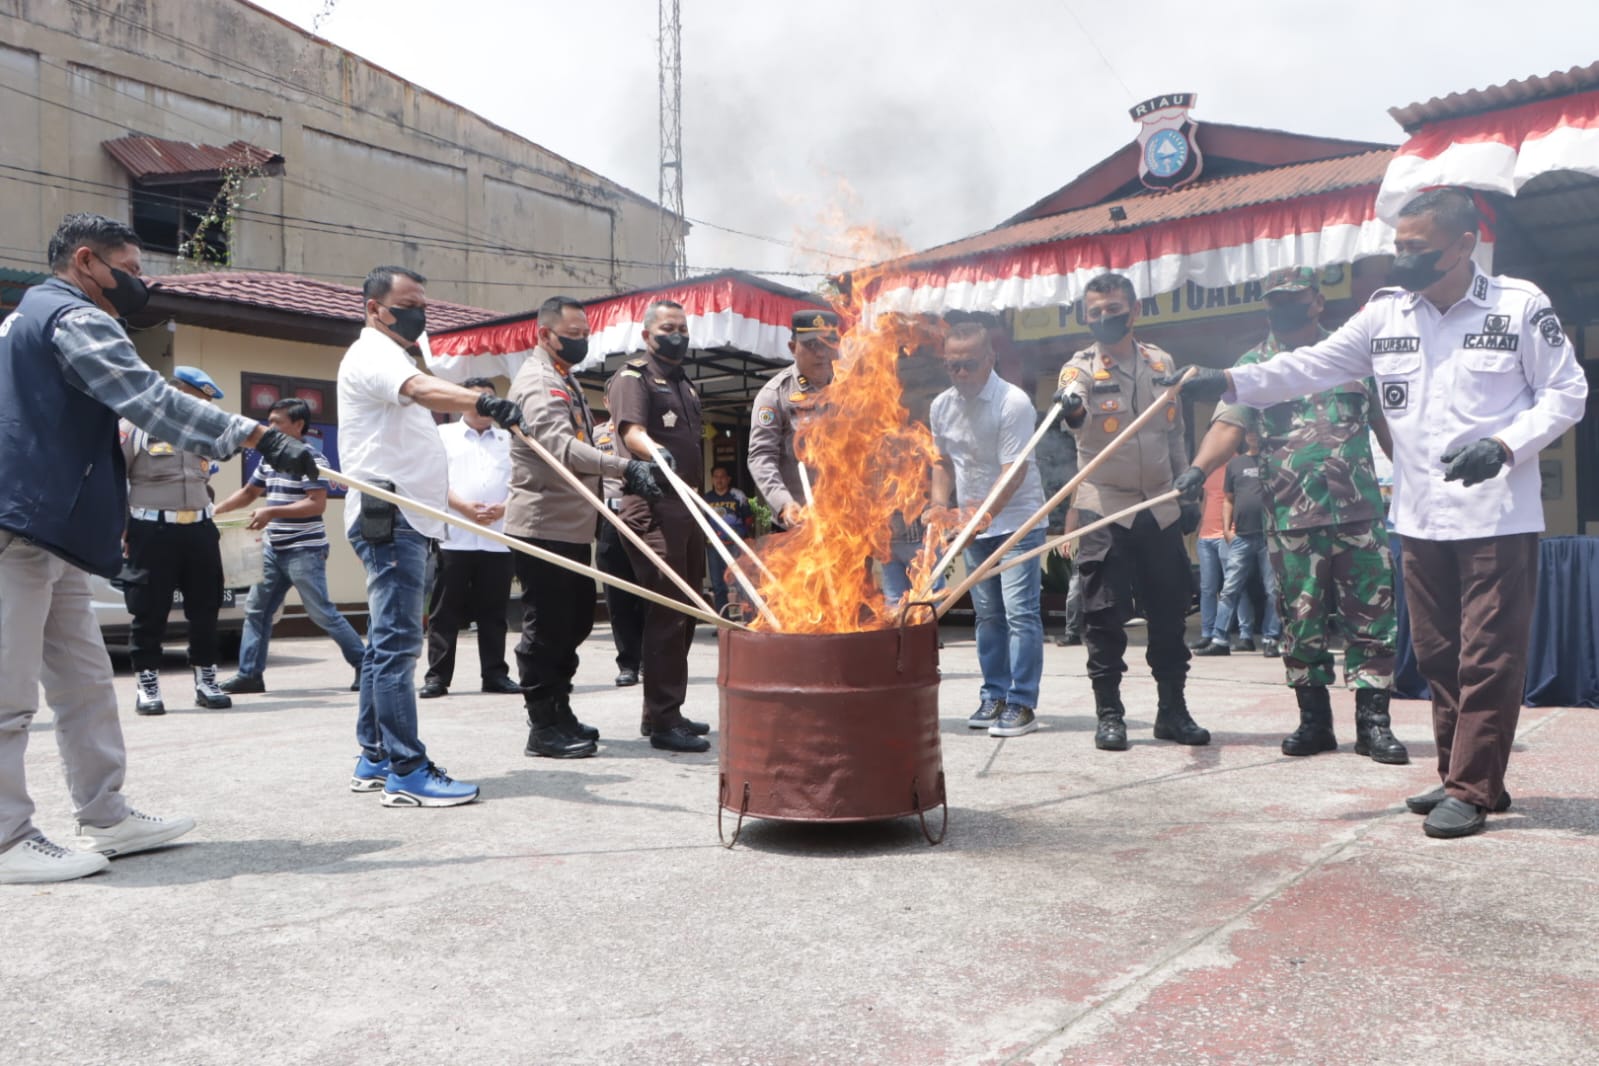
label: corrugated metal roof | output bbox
[102,136,286,185]
[146,271,496,331]
[1390,62,1599,132]
[884,148,1394,270]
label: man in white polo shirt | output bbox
[419,377,519,699]
[337,266,524,808]
[1167,189,1588,839]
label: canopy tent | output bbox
[854,149,1396,320]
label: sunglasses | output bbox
[944,358,983,375]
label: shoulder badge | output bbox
[756,406,777,427]
[1472,274,1490,301]
[1060,367,1080,384]
[625,357,649,369]
[1531,307,1565,348]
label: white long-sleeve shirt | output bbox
[1228,267,1587,541]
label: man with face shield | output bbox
[606,299,713,753]
[1167,189,1588,839]
[337,266,525,808]
[748,310,842,529]
[504,296,665,759]
[1172,267,1405,768]
[0,213,320,884]
[1052,272,1210,754]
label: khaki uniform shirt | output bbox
[505,350,629,545]
[747,364,826,515]
[1056,340,1187,529]
[121,420,213,511]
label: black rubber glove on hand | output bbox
[623,459,665,501]
[1173,465,1206,504]
[475,393,524,432]
[256,427,321,479]
[1441,438,1509,487]
[1179,501,1202,534]
[1051,388,1086,427]
[1154,366,1227,402]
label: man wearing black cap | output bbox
[748,310,840,528]
[120,364,235,714]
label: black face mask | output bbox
[1266,303,1315,336]
[93,255,150,317]
[1088,312,1132,346]
[384,304,427,343]
[1388,249,1449,293]
[551,334,589,365]
[653,332,691,361]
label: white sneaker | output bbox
[135,670,165,716]
[193,665,232,710]
[0,835,111,884]
[74,808,196,858]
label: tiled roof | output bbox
[1390,62,1599,132]
[881,148,1395,271]
[146,270,498,331]
[103,136,286,184]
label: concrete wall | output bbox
[0,0,676,308]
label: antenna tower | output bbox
[657,0,686,281]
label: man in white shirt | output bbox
[419,378,519,700]
[1168,189,1588,838]
[930,320,1048,739]
[337,266,525,808]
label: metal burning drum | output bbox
[717,617,946,845]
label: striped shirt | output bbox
[249,456,331,550]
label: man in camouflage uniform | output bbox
[1171,267,1407,764]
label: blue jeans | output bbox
[963,529,1045,709]
[237,543,365,678]
[706,544,731,613]
[1215,532,1281,641]
[1196,537,1226,641]
[350,520,430,776]
[882,538,944,611]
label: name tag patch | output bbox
[1090,382,1121,394]
[1381,381,1409,411]
[1371,337,1421,354]
[1462,333,1519,351]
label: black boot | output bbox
[1092,679,1128,751]
[525,696,597,759]
[1281,685,1338,756]
[1153,678,1210,745]
[1353,689,1409,765]
[556,693,600,742]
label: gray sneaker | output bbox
[990,704,1038,737]
[966,698,1005,730]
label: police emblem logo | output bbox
[1099,399,1121,412]
[1101,416,1121,434]
[1532,307,1565,348]
[1381,381,1409,411]
[1484,314,1511,334]
[1061,367,1080,383]
[1130,93,1203,191]
[662,411,678,428]
[756,406,777,427]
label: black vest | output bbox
[0,278,129,577]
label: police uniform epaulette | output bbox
[1368,286,1406,301]
[619,357,649,378]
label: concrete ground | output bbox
[5,624,1597,1066]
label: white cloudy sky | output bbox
[252,0,1598,284]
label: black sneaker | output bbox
[1187,635,1215,651]
[1261,639,1281,658]
[1193,640,1231,657]
[219,674,265,695]
[650,725,710,753]
[989,704,1037,737]
[967,698,1005,730]
[1233,637,1257,653]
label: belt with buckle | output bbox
[130,506,213,525]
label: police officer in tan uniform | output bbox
[121,365,232,714]
[505,296,664,759]
[1054,273,1208,752]
[747,310,840,527]
[606,298,713,753]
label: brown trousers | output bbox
[1400,533,1539,810]
[621,498,706,730]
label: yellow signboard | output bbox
[1011,264,1353,342]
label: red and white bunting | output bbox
[1376,89,1599,221]
[425,273,825,382]
[861,186,1393,318]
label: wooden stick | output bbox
[511,425,716,618]
[987,490,1181,577]
[686,465,777,583]
[640,439,781,630]
[796,462,844,615]
[933,368,1193,619]
[319,466,737,630]
[927,400,1062,581]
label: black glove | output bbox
[623,459,664,501]
[256,427,320,479]
[1441,438,1509,487]
[1051,388,1086,422]
[475,392,524,432]
[1154,366,1228,402]
[1173,465,1206,504]
[1179,501,1202,535]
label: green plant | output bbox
[179,162,265,267]
[748,496,774,538]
